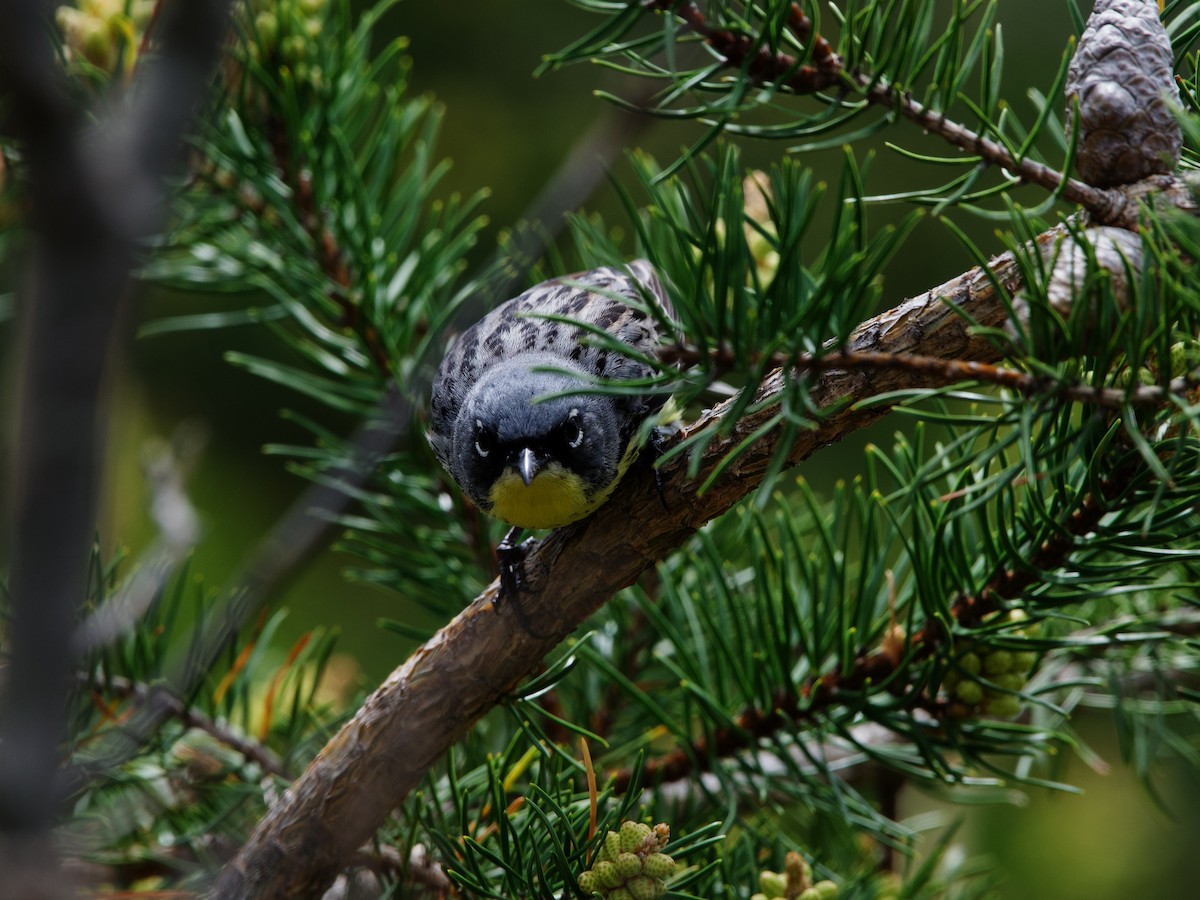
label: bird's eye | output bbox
[563,409,584,449]
[474,419,494,458]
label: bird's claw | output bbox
[495,527,533,605]
[648,425,674,511]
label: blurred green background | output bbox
[61,1,1200,896]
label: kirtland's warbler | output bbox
[428,260,674,591]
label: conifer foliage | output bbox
[2,1,1200,897]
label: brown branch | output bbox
[83,674,288,779]
[612,613,1200,808]
[859,80,1121,219]
[667,0,843,93]
[649,1,1123,221]
[613,456,1120,793]
[260,113,394,376]
[213,214,1064,898]
[662,345,1200,411]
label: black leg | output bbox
[496,526,530,604]
[648,425,672,511]
[494,527,555,638]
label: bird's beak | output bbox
[517,447,540,486]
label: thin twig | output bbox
[648,0,1124,221]
[83,673,288,779]
[660,344,1200,411]
[73,431,204,655]
[614,458,1126,792]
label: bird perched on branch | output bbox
[429,259,675,597]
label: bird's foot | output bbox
[648,425,674,511]
[495,527,534,605]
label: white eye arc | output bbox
[566,408,584,448]
[474,419,492,457]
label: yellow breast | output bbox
[486,436,644,530]
[488,464,594,530]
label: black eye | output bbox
[474,419,494,458]
[563,409,584,449]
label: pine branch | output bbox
[610,606,1200,802]
[662,345,1200,411]
[259,113,392,375]
[648,0,1124,220]
[215,214,1093,898]
[612,454,1126,792]
[83,673,288,779]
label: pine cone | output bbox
[1065,0,1181,187]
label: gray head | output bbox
[450,356,624,513]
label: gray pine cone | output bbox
[1065,0,1181,188]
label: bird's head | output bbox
[452,359,623,530]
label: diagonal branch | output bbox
[650,0,1123,221]
[662,345,1200,411]
[215,219,1068,898]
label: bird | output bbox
[428,260,675,595]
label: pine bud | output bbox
[984,694,1022,719]
[620,820,647,853]
[1012,651,1038,673]
[759,871,788,897]
[642,853,676,879]
[983,650,1013,675]
[996,672,1026,692]
[592,860,621,889]
[814,879,839,898]
[628,875,664,899]
[954,679,984,705]
[602,831,622,862]
[577,870,600,895]
[616,852,642,879]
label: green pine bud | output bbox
[602,831,622,862]
[996,672,1026,692]
[620,820,646,853]
[750,895,770,900]
[616,852,642,879]
[799,889,822,900]
[959,651,981,676]
[609,890,634,900]
[984,694,1022,719]
[254,11,278,44]
[642,853,676,879]
[628,875,663,900]
[577,870,600,895]
[592,860,621,889]
[760,871,788,897]
[983,650,1013,675]
[1168,342,1200,377]
[1013,650,1038,672]
[954,679,984,705]
[814,879,839,898]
